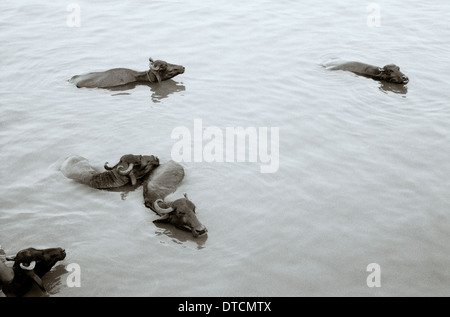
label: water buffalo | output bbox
[2,247,66,297]
[329,61,409,84]
[0,249,14,297]
[70,58,185,88]
[143,160,207,238]
[61,154,159,189]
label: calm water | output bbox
[1,0,450,296]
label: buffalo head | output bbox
[2,247,66,297]
[378,64,409,84]
[153,193,207,238]
[148,58,185,83]
[102,154,159,187]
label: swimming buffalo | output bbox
[329,61,409,84]
[143,160,207,238]
[70,58,185,88]
[61,154,159,189]
[1,247,66,297]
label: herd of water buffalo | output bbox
[0,57,408,296]
[0,59,200,297]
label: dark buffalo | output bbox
[0,256,14,297]
[329,61,409,84]
[70,58,185,88]
[143,160,207,238]
[61,154,159,189]
[2,247,66,297]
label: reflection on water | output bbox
[149,80,186,103]
[379,81,408,95]
[41,264,67,296]
[23,264,67,297]
[153,222,208,250]
[109,79,186,102]
[104,177,147,201]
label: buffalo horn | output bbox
[153,199,174,214]
[20,261,36,271]
[117,163,134,175]
[150,64,160,71]
[149,58,160,71]
[104,162,116,170]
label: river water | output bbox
[1,0,450,296]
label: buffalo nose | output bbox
[402,76,409,82]
[196,227,207,236]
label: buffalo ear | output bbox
[153,214,170,223]
[24,270,46,292]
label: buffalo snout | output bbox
[169,199,207,237]
[154,197,207,238]
[156,62,185,81]
[141,155,159,168]
[382,64,409,84]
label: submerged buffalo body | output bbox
[61,154,159,189]
[2,247,66,297]
[143,160,207,237]
[329,62,409,84]
[70,58,185,88]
